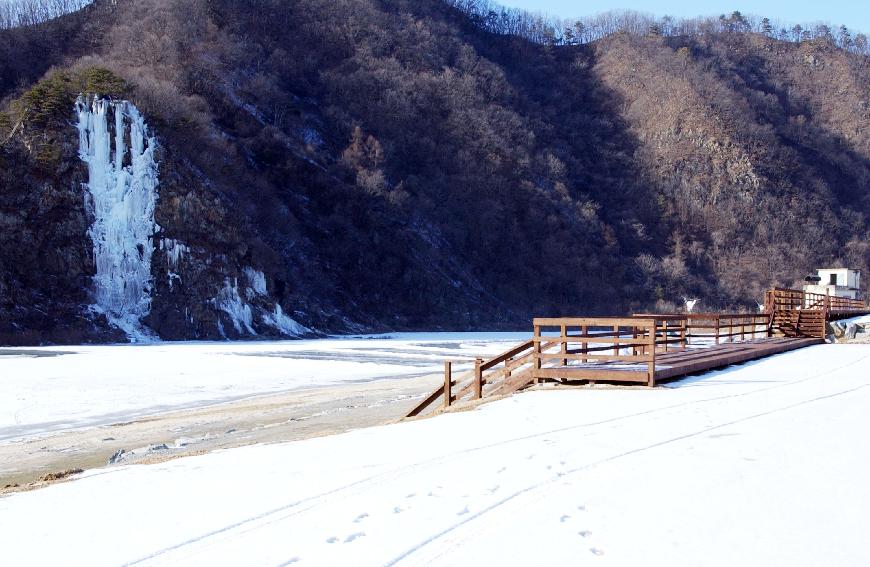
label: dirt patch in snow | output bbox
[0,373,441,492]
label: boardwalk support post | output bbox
[444,361,452,408]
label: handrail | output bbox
[766,287,866,313]
[405,338,546,418]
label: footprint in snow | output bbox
[559,515,570,523]
[577,505,586,511]
[578,530,592,538]
[590,548,605,556]
[345,532,365,543]
[393,507,403,514]
[457,506,470,516]
[278,558,300,566]
[406,493,416,499]
[497,466,507,474]
[488,485,500,494]
[354,513,368,523]
[326,536,339,544]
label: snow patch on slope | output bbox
[76,96,159,341]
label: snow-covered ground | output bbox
[0,333,527,443]
[837,313,870,325]
[2,344,869,566]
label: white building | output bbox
[803,268,862,300]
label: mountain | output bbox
[1,0,869,345]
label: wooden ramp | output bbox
[405,314,823,419]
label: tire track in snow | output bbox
[383,381,870,566]
[124,349,870,565]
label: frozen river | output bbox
[0,333,528,443]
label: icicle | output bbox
[161,238,190,271]
[76,95,160,341]
[214,278,255,335]
[243,267,267,297]
[263,304,309,336]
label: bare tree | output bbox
[442,0,870,55]
[0,0,91,29]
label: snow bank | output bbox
[1,344,869,566]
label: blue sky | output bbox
[499,1,870,35]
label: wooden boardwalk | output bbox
[650,337,821,381]
[406,287,868,419]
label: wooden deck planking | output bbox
[532,337,822,385]
[653,337,821,380]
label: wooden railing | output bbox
[405,339,551,418]
[530,314,779,387]
[405,312,782,418]
[680,313,770,344]
[765,287,866,313]
[531,317,659,387]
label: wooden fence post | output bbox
[632,326,638,356]
[715,315,720,345]
[474,358,483,399]
[581,325,588,363]
[647,320,657,387]
[444,361,452,408]
[533,324,542,385]
[613,324,619,356]
[561,323,567,366]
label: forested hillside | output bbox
[1,0,869,344]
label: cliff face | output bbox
[1,0,869,345]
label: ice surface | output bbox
[2,344,869,566]
[76,96,159,341]
[0,333,528,442]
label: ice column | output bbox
[76,96,160,340]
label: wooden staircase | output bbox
[766,286,869,339]
[405,339,557,419]
[770,309,826,339]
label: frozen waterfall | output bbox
[76,96,159,341]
